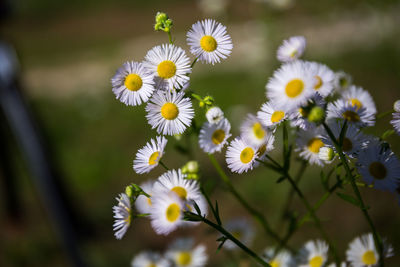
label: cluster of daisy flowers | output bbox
[111,11,399,267]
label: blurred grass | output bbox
[2,0,400,266]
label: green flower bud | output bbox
[155,12,168,24]
[308,106,325,124]
[186,161,199,173]
[203,95,214,106]
[154,22,163,31]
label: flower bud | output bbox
[206,106,224,124]
[308,106,325,124]
[394,100,400,112]
[319,147,335,162]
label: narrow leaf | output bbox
[336,192,361,207]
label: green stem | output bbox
[186,211,271,267]
[190,57,198,69]
[257,158,339,263]
[279,160,308,221]
[159,160,169,171]
[208,154,285,248]
[167,31,173,44]
[322,122,384,266]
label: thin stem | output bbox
[275,170,342,253]
[279,160,308,221]
[186,211,271,267]
[208,154,285,248]
[167,31,173,44]
[322,122,384,266]
[258,157,339,263]
[285,172,340,264]
[190,57,198,69]
[159,160,169,171]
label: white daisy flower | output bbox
[199,118,231,153]
[306,61,335,97]
[133,136,168,174]
[111,61,156,106]
[224,218,254,250]
[341,85,377,115]
[135,180,154,214]
[150,191,184,235]
[291,94,326,130]
[240,114,274,148]
[346,233,394,267]
[165,238,208,267]
[144,44,191,91]
[333,70,352,91]
[131,251,171,267]
[276,36,306,62]
[205,106,224,124]
[390,112,400,135]
[262,247,293,267]
[297,239,329,267]
[226,137,257,174]
[153,169,208,222]
[356,144,400,192]
[146,90,194,135]
[326,99,375,127]
[321,120,367,158]
[112,193,132,240]
[296,126,326,166]
[257,101,290,128]
[266,60,315,110]
[187,19,233,65]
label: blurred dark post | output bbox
[0,1,87,266]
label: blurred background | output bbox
[1,0,400,266]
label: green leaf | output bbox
[336,192,361,207]
[215,200,222,226]
[381,129,395,140]
[216,236,227,253]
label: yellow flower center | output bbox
[362,250,377,265]
[270,260,280,267]
[350,98,362,110]
[147,263,156,267]
[309,255,323,267]
[342,137,353,152]
[161,102,179,120]
[200,35,218,52]
[147,197,152,206]
[177,252,192,266]
[166,203,180,222]
[369,161,387,180]
[211,129,226,145]
[148,151,160,165]
[253,122,265,139]
[171,186,187,199]
[290,49,297,58]
[240,147,255,164]
[124,73,143,91]
[314,76,323,90]
[271,111,285,123]
[307,138,324,153]
[157,60,177,79]
[342,110,360,122]
[285,79,304,98]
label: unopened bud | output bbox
[394,100,400,112]
[319,147,335,162]
[308,106,325,124]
